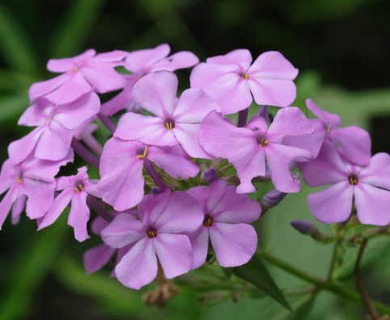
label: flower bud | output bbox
[262,189,286,208]
[291,220,318,235]
[201,168,218,183]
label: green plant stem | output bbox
[259,251,390,315]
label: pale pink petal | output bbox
[115,112,177,146]
[0,188,18,229]
[265,144,311,193]
[101,214,145,248]
[138,192,171,227]
[8,128,43,164]
[92,50,127,63]
[34,122,73,161]
[11,194,27,225]
[155,191,203,233]
[68,192,90,242]
[154,233,193,278]
[29,74,69,102]
[115,237,157,289]
[54,93,100,130]
[18,98,53,127]
[359,153,390,190]
[24,179,55,219]
[355,184,390,226]
[83,244,115,273]
[47,49,96,72]
[148,145,199,179]
[300,140,348,187]
[332,127,371,166]
[173,123,211,158]
[125,44,170,73]
[151,51,199,72]
[210,223,257,267]
[190,228,209,269]
[235,150,266,194]
[190,63,234,90]
[307,182,353,223]
[207,49,252,70]
[38,189,72,230]
[82,66,126,93]
[305,99,341,128]
[132,71,178,117]
[249,51,298,79]
[186,183,226,214]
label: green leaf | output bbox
[50,0,107,57]
[0,4,39,74]
[233,255,291,310]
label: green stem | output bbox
[259,251,390,315]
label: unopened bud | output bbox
[262,189,287,208]
[291,220,318,235]
[151,187,164,194]
[202,168,218,183]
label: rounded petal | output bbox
[154,233,193,278]
[132,71,178,117]
[8,128,43,164]
[24,179,55,219]
[47,49,96,72]
[115,237,157,289]
[248,78,296,107]
[29,74,69,102]
[190,228,209,269]
[359,153,390,190]
[125,44,170,73]
[101,214,145,248]
[83,244,115,273]
[148,145,199,179]
[68,192,90,242]
[331,126,371,166]
[82,66,126,93]
[115,112,177,146]
[307,182,353,224]
[38,189,72,230]
[355,184,390,226]
[305,99,341,128]
[155,191,203,233]
[173,123,212,158]
[207,49,252,70]
[150,51,199,72]
[210,223,257,267]
[187,181,226,214]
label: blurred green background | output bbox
[0,0,390,319]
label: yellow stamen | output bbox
[243,73,250,80]
[136,147,149,159]
[147,230,157,238]
[15,177,23,184]
[203,215,213,227]
[164,120,174,130]
[259,138,269,147]
[348,175,359,185]
[73,183,84,193]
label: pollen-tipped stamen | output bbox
[136,147,149,159]
[203,215,213,227]
[259,138,269,147]
[73,182,84,193]
[348,174,359,185]
[164,119,175,130]
[147,229,158,238]
[15,177,23,184]
[243,73,250,80]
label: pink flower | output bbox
[98,137,199,211]
[187,180,261,268]
[190,49,298,114]
[114,72,218,158]
[29,50,127,105]
[199,108,325,193]
[306,99,371,166]
[101,191,203,289]
[0,153,73,229]
[9,93,99,163]
[38,166,98,241]
[301,141,390,225]
[102,43,199,115]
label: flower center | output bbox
[73,181,84,193]
[147,228,158,238]
[164,119,175,130]
[348,174,359,185]
[242,73,250,80]
[136,146,148,159]
[15,176,23,184]
[258,138,269,147]
[203,215,213,227]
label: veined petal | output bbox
[83,244,115,274]
[307,182,353,224]
[8,127,44,164]
[154,233,193,279]
[29,74,69,102]
[249,51,298,79]
[359,153,390,190]
[38,189,72,230]
[47,49,96,72]
[68,192,90,242]
[190,228,209,269]
[82,66,126,93]
[151,51,199,72]
[248,78,296,107]
[207,49,252,70]
[125,44,170,73]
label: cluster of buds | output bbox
[0,44,389,290]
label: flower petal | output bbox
[68,192,90,242]
[150,51,199,72]
[125,44,170,73]
[83,244,115,273]
[190,228,209,269]
[359,153,390,190]
[82,66,126,93]
[305,99,341,128]
[38,189,72,230]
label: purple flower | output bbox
[301,140,390,225]
[190,49,298,114]
[98,137,199,211]
[29,49,127,104]
[101,190,203,289]
[102,43,199,116]
[9,93,100,163]
[306,99,371,166]
[38,166,98,241]
[0,153,73,229]
[199,108,325,193]
[114,72,218,158]
[187,180,261,268]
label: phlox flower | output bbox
[98,137,199,211]
[102,43,199,115]
[187,180,261,268]
[199,108,325,193]
[301,140,390,225]
[306,99,371,166]
[101,190,203,289]
[0,152,73,229]
[114,71,218,158]
[38,166,98,242]
[9,93,100,162]
[190,49,298,114]
[29,49,127,105]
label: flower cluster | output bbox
[1,44,389,290]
